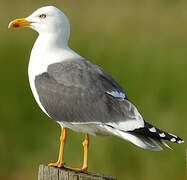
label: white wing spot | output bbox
[159,133,166,137]
[106,91,126,99]
[177,140,184,144]
[149,127,156,133]
[170,138,176,142]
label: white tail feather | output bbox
[104,125,162,151]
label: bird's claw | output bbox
[48,161,65,168]
[48,162,88,172]
[65,166,88,172]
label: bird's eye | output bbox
[39,14,46,19]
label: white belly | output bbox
[57,121,112,136]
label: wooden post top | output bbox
[38,164,117,180]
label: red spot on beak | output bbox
[13,23,20,28]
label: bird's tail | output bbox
[130,121,184,149]
[104,121,184,151]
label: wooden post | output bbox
[38,164,116,180]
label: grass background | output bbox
[0,0,187,179]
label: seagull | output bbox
[9,6,184,172]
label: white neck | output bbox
[28,33,80,78]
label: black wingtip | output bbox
[131,121,184,145]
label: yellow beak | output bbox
[8,18,32,28]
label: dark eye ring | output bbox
[39,14,46,19]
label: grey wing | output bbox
[35,58,144,131]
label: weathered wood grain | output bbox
[38,164,116,180]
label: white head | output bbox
[9,6,70,44]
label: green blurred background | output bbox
[0,0,187,179]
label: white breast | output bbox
[28,34,81,116]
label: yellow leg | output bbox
[66,133,89,172]
[48,128,66,168]
[82,133,89,170]
[48,130,89,172]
